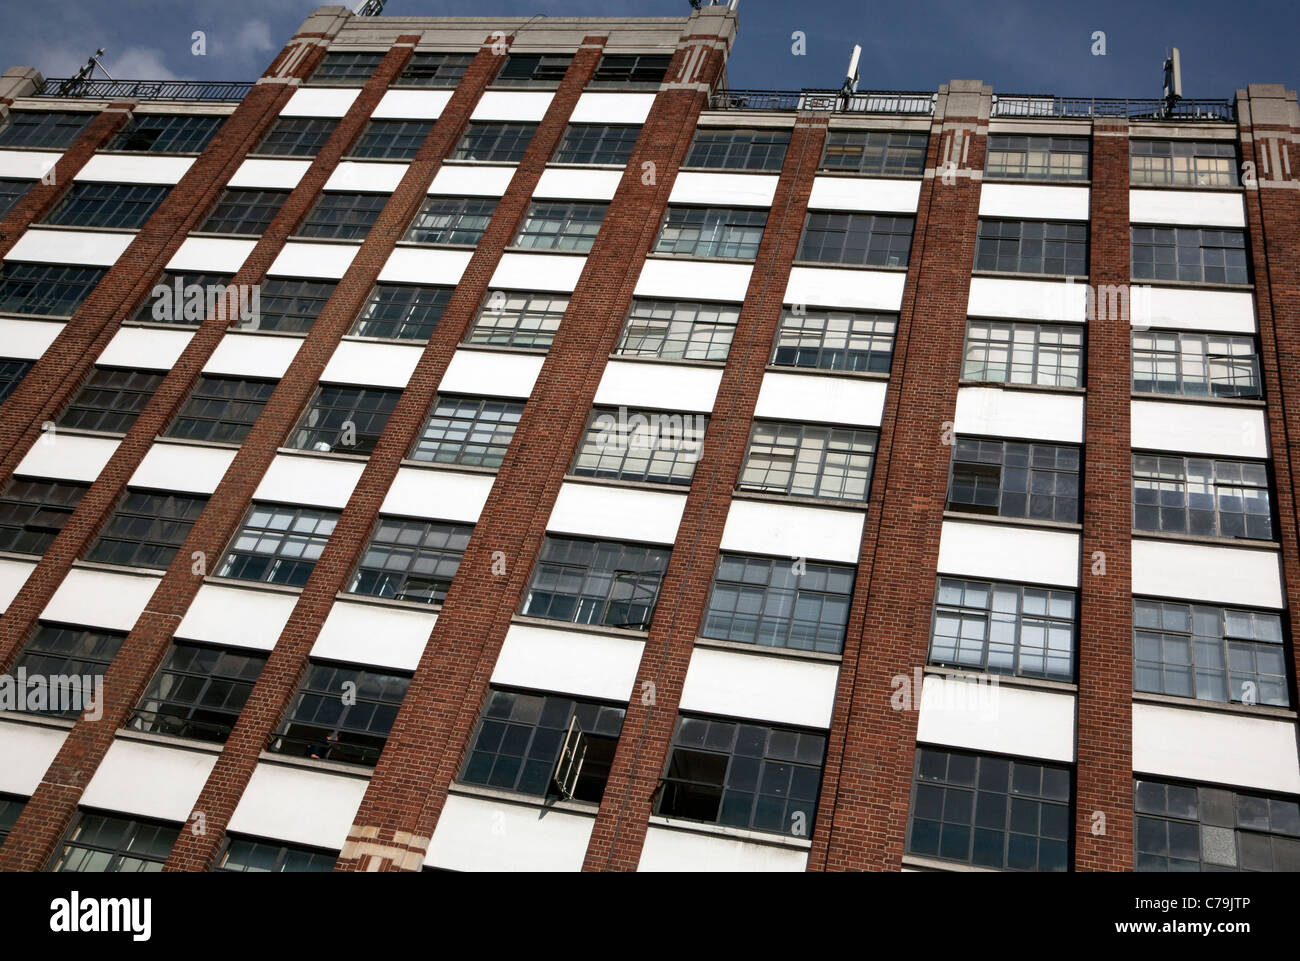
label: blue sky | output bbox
[0,0,1289,101]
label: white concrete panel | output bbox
[471,90,553,121]
[228,763,366,850]
[371,88,453,120]
[311,600,435,672]
[81,739,216,822]
[593,360,722,413]
[175,583,297,652]
[41,568,159,632]
[202,332,300,379]
[378,246,472,285]
[0,719,65,795]
[323,339,423,388]
[967,276,1089,323]
[955,386,1084,444]
[639,826,808,872]
[254,454,365,509]
[634,258,752,303]
[669,172,779,208]
[753,372,886,428]
[808,176,921,213]
[381,468,494,523]
[324,160,407,193]
[15,434,119,483]
[1131,400,1268,459]
[438,349,544,399]
[720,500,865,565]
[1133,703,1300,794]
[1132,539,1283,608]
[569,92,656,124]
[0,557,35,613]
[280,87,360,117]
[1130,189,1247,228]
[95,326,192,371]
[680,647,838,728]
[492,622,644,702]
[937,520,1080,587]
[268,241,359,280]
[0,318,63,359]
[165,236,257,274]
[4,228,134,267]
[979,183,1090,221]
[547,483,686,544]
[129,443,236,495]
[0,150,61,179]
[489,252,587,293]
[426,794,593,872]
[227,158,311,190]
[1131,286,1257,334]
[428,163,516,197]
[533,167,623,201]
[75,154,194,185]
[917,675,1075,762]
[784,266,905,312]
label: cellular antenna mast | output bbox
[840,43,862,109]
[56,48,112,96]
[353,0,386,16]
[1160,46,1183,119]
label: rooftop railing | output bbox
[37,77,254,102]
[709,88,936,115]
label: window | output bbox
[216,837,336,872]
[288,385,401,455]
[239,278,336,334]
[521,535,671,629]
[165,375,276,444]
[450,122,536,162]
[58,367,164,434]
[466,290,566,349]
[397,52,473,87]
[930,578,1077,681]
[348,516,471,605]
[297,191,386,241]
[1132,226,1249,285]
[0,178,33,219]
[702,553,855,653]
[658,715,825,837]
[43,183,168,230]
[253,117,337,157]
[461,687,626,802]
[405,195,497,245]
[908,747,1071,871]
[1131,140,1238,188]
[218,503,340,587]
[946,437,1080,522]
[0,795,23,843]
[350,119,433,160]
[686,127,789,171]
[820,130,928,176]
[0,358,33,400]
[1135,777,1300,871]
[513,201,606,252]
[0,478,87,555]
[129,642,267,742]
[772,308,896,373]
[199,188,287,235]
[410,395,523,468]
[11,625,126,718]
[352,283,451,340]
[1132,331,1260,398]
[590,54,671,86]
[654,206,767,259]
[1134,599,1288,706]
[798,211,913,267]
[975,219,1088,276]
[85,490,207,569]
[555,123,641,165]
[985,135,1090,181]
[496,53,572,84]
[614,298,738,361]
[52,813,178,872]
[107,114,222,153]
[0,111,90,149]
[309,52,383,85]
[0,263,104,316]
[269,661,410,765]
[963,320,1083,387]
[133,270,236,324]
[1132,454,1272,540]
[572,408,707,485]
[739,421,878,502]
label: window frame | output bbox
[349,118,434,160]
[198,187,288,236]
[512,200,607,253]
[653,205,768,260]
[57,366,164,435]
[771,307,896,373]
[404,195,498,245]
[962,319,1084,387]
[614,298,738,362]
[570,407,707,486]
[945,435,1081,523]
[1131,329,1261,398]
[351,283,451,341]
[42,182,169,230]
[85,489,207,570]
[51,811,179,873]
[251,117,338,157]
[984,134,1091,182]
[1132,452,1273,541]
[1131,225,1250,285]
[819,129,928,177]
[217,502,340,587]
[269,660,411,766]
[409,394,524,469]
[520,534,671,630]
[554,123,642,165]
[347,514,472,605]
[129,641,268,742]
[449,122,537,163]
[165,374,276,444]
[738,419,878,502]
[797,210,914,268]
[466,290,568,350]
[0,478,88,555]
[684,127,790,172]
[975,218,1089,277]
[106,113,223,154]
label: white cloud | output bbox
[235,20,276,57]
[104,46,182,81]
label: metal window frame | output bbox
[945,434,1081,522]
[351,118,434,160]
[1131,225,1250,284]
[0,110,92,149]
[1129,139,1239,187]
[287,383,401,455]
[309,51,384,85]
[554,122,642,165]
[214,835,337,872]
[1131,329,1261,398]
[57,366,165,434]
[466,289,569,349]
[43,181,169,230]
[738,419,878,502]
[772,306,897,373]
[129,640,268,742]
[50,811,179,873]
[590,53,671,85]
[513,200,608,252]
[351,282,452,340]
[984,134,1092,181]
[975,218,1089,276]
[684,127,791,171]
[0,357,33,400]
[654,205,769,259]
[819,129,929,176]
[12,623,127,719]
[253,116,338,157]
[0,477,88,555]
[450,121,537,162]
[1131,452,1273,540]
[409,394,525,468]
[570,406,708,486]
[85,488,207,570]
[165,375,276,445]
[297,191,387,241]
[962,318,1085,387]
[107,113,223,154]
[497,53,573,84]
[0,178,34,219]
[199,187,289,235]
[615,297,739,361]
[404,195,498,245]
[797,210,915,267]
[217,502,340,587]
[271,660,411,765]
[240,277,337,333]
[396,52,474,87]
[347,514,472,605]
[520,534,671,629]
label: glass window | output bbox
[52,813,178,872]
[269,661,410,766]
[165,375,276,444]
[571,408,707,485]
[43,182,168,230]
[0,478,88,555]
[772,308,895,373]
[199,188,287,235]
[397,52,473,87]
[297,191,386,241]
[215,837,336,872]
[218,503,340,587]
[820,130,928,176]
[129,642,267,742]
[1135,777,1300,871]
[450,122,536,162]
[0,111,91,149]
[702,553,855,653]
[963,320,1083,386]
[1131,140,1238,188]
[309,52,383,85]
[108,114,222,154]
[686,128,789,171]
[11,624,126,718]
[1132,331,1260,398]
[496,53,572,84]
[410,395,523,468]
[513,201,606,252]
[1132,226,1249,285]
[590,54,671,86]
[555,123,641,165]
[85,490,206,570]
[0,263,104,316]
[1132,454,1272,540]
[798,211,913,267]
[58,367,164,434]
[985,135,1090,181]
[931,577,1077,680]
[348,516,471,605]
[351,119,433,160]
[287,384,401,455]
[0,358,33,400]
[947,437,1081,522]
[466,290,566,349]
[0,794,24,843]
[654,206,767,259]
[404,195,497,245]
[976,219,1088,276]
[614,298,738,361]
[253,117,337,157]
[739,421,877,502]
[521,535,671,630]
[239,278,336,334]
[133,271,236,325]
[351,283,451,341]
[0,178,34,219]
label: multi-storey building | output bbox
[0,4,1297,873]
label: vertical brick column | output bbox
[1073,119,1134,871]
[812,82,991,871]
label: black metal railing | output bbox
[38,77,253,102]
[991,95,1235,122]
[709,88,936,115]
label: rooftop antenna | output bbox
[56,48,113,96]
[1160,46,1182,119]
[840,43,861,110]
[352,0,386,15]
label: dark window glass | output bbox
[572,408,707,485]
[287,384,401,455]
[513,201,606,252]
[253,117,337,157]
[0,478,88,555]
[555,123,640,165]
[1135,777,1300,871]
[497,53,572,84]
[820,130,928,176]
[739,421,877,501]
[1132,226,1250,285]
[686,128,789,171]
[521,535,671,630]
[351,283,451,340]
[11,625,126,718]
[309,52,383,85]
[772,308,895,373]
[947,437,1081,522]
[0,263,104,316]
[215,837,336,872]
[976,219,1088,276]
[0,358,34,401]
[129,642,267,742]
[348,516,471,605]
[351,119,433,160]
[0,794,24,842]
[654,206,767,259]
[108,114,222,154]
[985,135,1090,181]
[410,395,523,468]
[1131,140,1238,188]
[52,813,178,872]
[703,553,855,653]
[1132,454,1273,540]
[218,503,339,587]
[199,188,287,235]
[797,211,913,267]
[43,183,168,230]
[931,577,1077,681]
[133,271,237,324]
[270,661,410,766]
[166,375,276,444]
[467,290,566,349]
[450,122,536,162]
[590,54,671,86]
[614,298,737,361]
[405,195,497,244]
[0,178,34,219]
[58,367,164,434]
[1132,330,1260,398]
[239,278,336,334]
[963,320,1083,386]
[297,191,386,241]
[397,52,473,87]
[85,490,207,569]
[0,111,91,149]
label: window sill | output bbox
[924,664,1078,694]
[790,259,909,272]
[606,353,727,370]
[1130,530,1279,550]
[809,169,926,183]
[941,510,1082,533]
[203,574,304,596]
[48,426,128,441]
[256,749,375,778]
[186,230,263,241]
[398,457,500,476]
[1130,391,1266,408]
[152,434,242,451]
[440,159,520,168]
[275,445,373,464]
[333,590,442,615]
[340,155,413,165]
[958,378,1085,395]
[767,363,889,381]
[901,854,999,873]
[644,251,757,265]
[678,165,785,176]
[0,711,75,733]
[646,815,813,850]
[120,318,201,331]
[0,311,72,324]
[487,82,562,92]
[394,240,479,251]
[1130,277,1254,293]
[732,488,870,513]
[342,332,430,347]
[1129,182,1244,193]
[244,153,320,161]
[456,341,550,356]
[70,559,165,578]
[0,548,41,564]
[545,161,628,171]
[285,235,365,247]
[509,614,649,641]
[96,149,206,158]
[30,223,139,235]
[114,727,226,755]
[1131,691,1296,720]
[981,176,1093,187]
[226,325,310,339]
[694,635,843,664]
[447,782,599,816]
[502,245,591,257]
[970,269,1088,283]
[563,473,692,496]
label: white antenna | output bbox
[352,0,386,15]
[1161,47,1182,117]
[840,44,861,109]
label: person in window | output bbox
[308,730,340,760]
